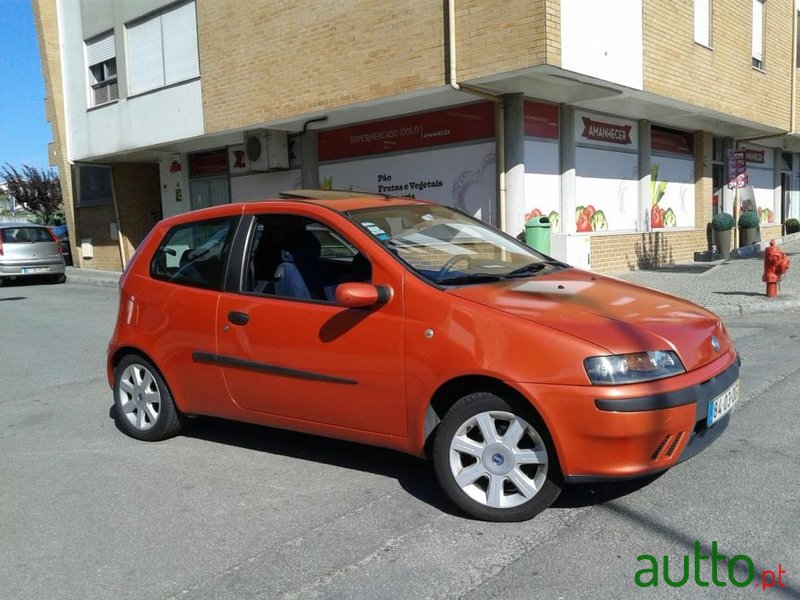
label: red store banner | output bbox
[651,128,693,155]
[318,102,496,162]
[523,101,559,139]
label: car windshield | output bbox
[347,204,566,285]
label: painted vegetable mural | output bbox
[575,204,608,232]
[524,209,560,230]
[758,207,774,224]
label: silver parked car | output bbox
[0,223,66,287]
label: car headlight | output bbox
[583,351,685,385]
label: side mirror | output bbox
[335,282,392,308]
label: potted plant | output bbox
[711,212,734,259]
[786,218,800,235]
[737,210,760,247]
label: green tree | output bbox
[1,164,64,224]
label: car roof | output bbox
[158,190,433,227]
[0,222,47,228]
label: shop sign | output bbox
[228,144,249,174]
[189,150,228,178]
[581,116,632,145]
[743,148,765,164]
[318,102,495,162]
[727,150,748,189]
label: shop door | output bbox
[190,176,230,211]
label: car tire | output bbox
[432,392,562,522]
[113,354,182,441]
[50,273,67,284]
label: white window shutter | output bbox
[162,2,200,86]
[752,0,764,62]
[86,32,115,66]
[693,0,710,46]
[127,17,165,95]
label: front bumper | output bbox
[516,349,738,480]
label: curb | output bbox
[704,299,800,317]
[65,267,121,288]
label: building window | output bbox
[86,32,118,107]
[126,1,199,96]
[752,0,765,69]
[693,0,711,47]
[75,165,113,207]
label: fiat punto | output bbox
[108,192,739,521]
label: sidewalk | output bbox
[613,234,800,317]
[65,236,800,317]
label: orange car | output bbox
[107,191,739,521]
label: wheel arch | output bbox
[422,375,553,454]
[109,346,184,413]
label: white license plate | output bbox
[21,267,50,274]
[707,380,740,426]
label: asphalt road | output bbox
[1,280,798,600]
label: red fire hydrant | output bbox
[763,239,790,298]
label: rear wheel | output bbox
[432,392,562,522]
[50,273,66,284]
[113,354,182,441]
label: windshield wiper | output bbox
[437,273,502,285]
[507,260,567,277]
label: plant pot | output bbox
[715,229,732,259]
[739,226,758,247]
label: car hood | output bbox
[447,268,731,371]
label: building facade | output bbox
[34,0,800,272]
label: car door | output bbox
[214,209,408,437]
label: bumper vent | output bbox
[665,432,685,457]
[651,432,686,461]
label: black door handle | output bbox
[228,311,250,325]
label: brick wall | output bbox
[113,163,162,265]
[199,1,446,133]
[453,0,557,81]
[198,1,562,133]
[74,204,121,271]
[643,0,793,130]
[32,0,78,266]
[590,229,708,273]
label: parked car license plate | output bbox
[707,380,739,426]
[21,267,50,274]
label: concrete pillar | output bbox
[638,120,651,231]
[560,105,576,233]
[503,93,525,237]
[301,130,320,189]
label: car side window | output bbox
[244,214,370,301]
[150,217,236,290]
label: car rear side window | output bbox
[150,217,236,290]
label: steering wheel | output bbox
[437,254,473,278]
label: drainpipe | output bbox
[792,5,798,135]
[447,0,506,231]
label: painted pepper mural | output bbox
[650,163,677,229]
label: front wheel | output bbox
[113,354,182,441]
[432,392,562,522]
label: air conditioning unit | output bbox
[244,130,289,171]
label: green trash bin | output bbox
[525,216,551,254]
